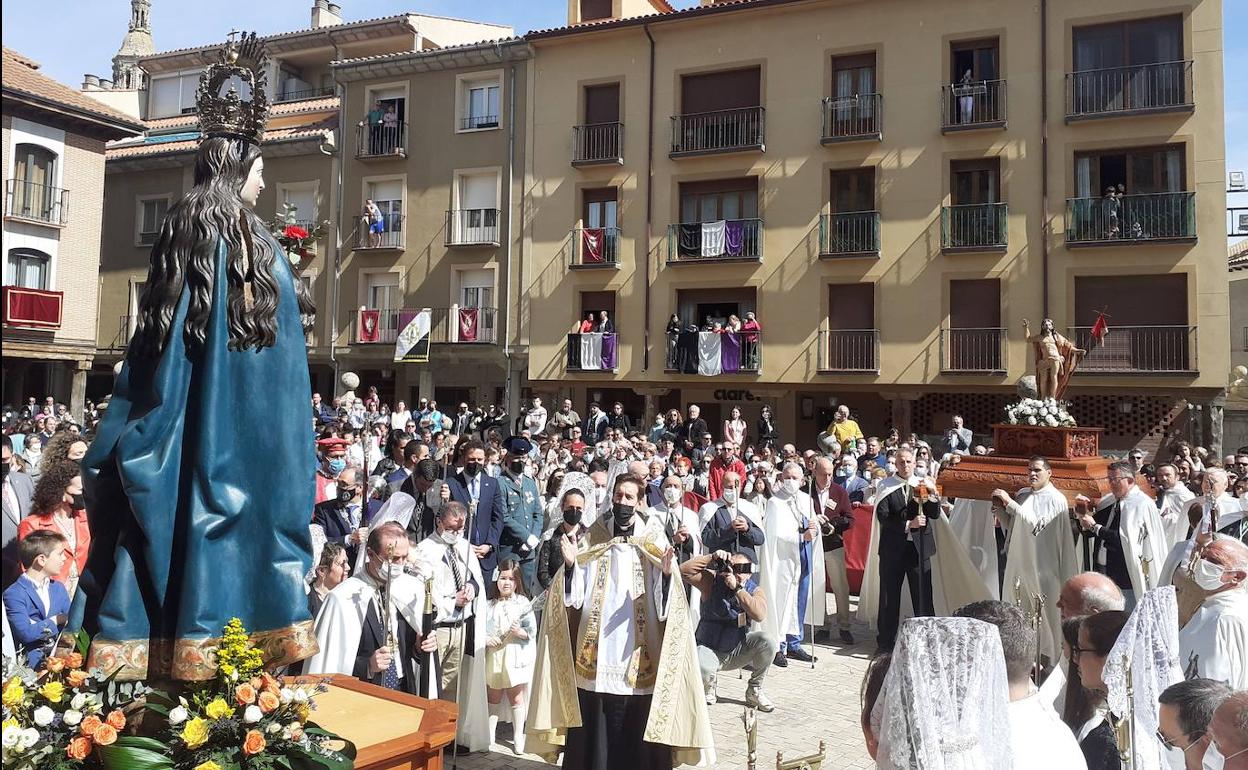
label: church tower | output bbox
[111,0,155,90]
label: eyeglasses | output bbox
[1069,644,1086,659]
[1155,730,1202,753]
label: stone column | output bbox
[70,360,90,423]
[883,392,919,438]
[417,367,435,404]
[632,387,671,432]
[1204,392,1226,458]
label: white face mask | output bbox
[663,486,682,506]
[441,530,462,546]
[722,488,738,505]
[377,562,404,580]
[1192,557,1228,591]
[594,488,607,509]
[782,478,801,496]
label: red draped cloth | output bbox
[458,307,479,342]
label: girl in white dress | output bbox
[485,559,537,754]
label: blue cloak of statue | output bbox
[70,235,317,681]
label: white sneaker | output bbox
[745,688,775,713]
[705,675,718,705]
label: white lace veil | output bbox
[874,616,1013,770]
[1102,586,1182,770]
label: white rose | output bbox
[292,689,309,704]
[63,709,83,726]
[1026,416,1037,425]
[2,727,19,749]
[279,688,295,705]
[32,706,54,727]
[267,722,283,734]
[17,728,39,750]
[70,693,88,710]
[244,705,263,724]
[168,705,188,725]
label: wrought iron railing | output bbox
[1066,61,1193,118]
[572,122,624,164]
[1064,191,1195,244]
[1068,325,1197,373]
[941,327,1005,373]
[941,203,1008,250]
[566,332,620,371]
[4,180,68,225]
[817,329,880,372]
[105,314,137,352]
[274,85,335,103]
[821,93,882,142]
[355,306,499,345]
[460,113,500,130]
[445,209,501,246]
[354,213,404,250]
[664,330,762,372]
[819,211,880,256]
[941,79,1007,130]
[355,122,407,158]
[670,106,765,156]
[666,219,763,262]
[571,226,621,267]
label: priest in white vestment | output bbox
[1177,536,1248,689]
[1185,469,1247,542]
[656,474,706,629]
[1075,462,1168,608]
[1154,463,1196,547]
[760,461,825,663]
[992,456,1080,667]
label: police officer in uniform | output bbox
[497,436,545,592]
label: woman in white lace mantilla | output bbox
[873,616,1013,769]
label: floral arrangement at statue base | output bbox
[1003,397,1077,428]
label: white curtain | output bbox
[1075,156,1093,199]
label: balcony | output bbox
[670,107,765,158]
[105,314,137,352]
[941,79,1007,132]
[1069,325,1197,374]
[572,122,624,166]
[274,85,335,103]
[819,211,880,258]
[566,332,620,372]
[941,203,1008,253]
[665,329,761,374]
[940,327,1005,374]
[2,286,62,330]
[355,122,407,160]
[1064,191,1196,246]
[460,113,499,131]
[821,93,882,144]
[570,226,621,268]
[4,180,68,227]
[1066,61,1193,121]
[445,209,501,247]
[817,330,880,373]
[354,214,404,251]
[354,306,499,346]
[666,219,763,264]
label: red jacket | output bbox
[707,457,747,503]
[18,511,90,585]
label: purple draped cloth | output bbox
[720,331,741,373]
[600,333,617,370]
[724,220,745,257]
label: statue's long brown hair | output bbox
[130,137,314,358]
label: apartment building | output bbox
[1228,241,1247,451]
[92,3,510,402]
[2,47,144,416]
[522,0,1228,451]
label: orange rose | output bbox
[93,724,118,746]
[65,652,84,669]
[235,684,257,705]
[66,737,93,760]
[250,676,263,690]
[46,657,66,673]
[67,670,90,688]
[260,672,281,695]
[106,710,126,730]
[242,729,267,756]
[257,690,280,714]
[80,714,103,735]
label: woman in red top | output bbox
[579,312,595,333]
[18,459,90,596]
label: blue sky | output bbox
[2,0,1244,191]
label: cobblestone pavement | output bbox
[454,606,875,770]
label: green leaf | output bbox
[75,629,92,657]
[95,737,175,770]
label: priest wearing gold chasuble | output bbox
[525,473,714,769]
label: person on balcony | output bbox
[957,69,975,123]
[364,200,383,248]
[381,104,399,153]
[579,312,595,334]
[741,312,761,369]
[666,314,681,369]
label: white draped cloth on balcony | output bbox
[697,332,722,376]
[580,333,603,370]
[700,220,725,257]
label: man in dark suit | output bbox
[596,310,616,334]
[398,458,445,542]
[443,439,505,579]
[679,404,709,454]
[873,448,939,650]
[2,436,34,588]
[582,402,608,445]
[452,403,473,438]
[312,468,366,568]
[3,531,71,669]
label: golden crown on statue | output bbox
[196,31,269,144]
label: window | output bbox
[947,278,1003,371]
[366,272,401,341]
[138,197,170,245]
[950,38,999,83]
[1073,16,1182,71]
[680,67,761,113]
[367,180,404,230]
[279,183,317,225]
[583,188,618,230]
[148,70,204,117]
[452,173,500,243]
[461,78,500,130]
[831,168,875,213]
[951,158,1001,205]
[458,268,496,341]
[9,143,59,222]
[580,0,613,21]
[827,53,878,137]
[1074,145,1184,198]
[5,248,50,289]
[679,178,758,223]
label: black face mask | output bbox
[612,502,635,529]
[510,459,527,475]
[563,507,583,527]
[70,493,86,512]
[337,486,358,504]
[0,462,9,481]
[463,461,482,477]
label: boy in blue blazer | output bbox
[3,530,70,668]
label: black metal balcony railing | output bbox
[818,329,880,373]
[572,122,624,165]
[821,93,882,143]
[274,85,335,103]
[666,219,763,263]
[355,122,407,158]
[4,180,68,225]
[1066,61,1193,119]
[942,203,1008,251]
[670,106,765,156]
[566,332,620,372]
[665,329,762,373]
[107,314,136,352]
[445,209,501,246]
[355,306,499,345]
[1064,191,1196,245]
[941,79,1007,130]
[941,327,1006,373]
[354,213,404,250]
[819,211,880,257]
[571,226,621,267]
[461,113,499,131]
[1069,325,1197,374]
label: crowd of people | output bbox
[3,388,1248,768]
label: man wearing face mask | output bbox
[700,471,764,562]
[537,487,592,591]
[1179,536,1248,689]
[760,462,825,666]
[658,474,702,571]
[1207,691,1248,769]
[809,458,855,645]
[2,435,35,589]
[1157,678,1233,770]
[312,467,368,569]
[497,437,545,592]
[315,437,349,505]
[444,439,506,581]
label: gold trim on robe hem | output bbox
[87,620,318,681]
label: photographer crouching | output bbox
[680,548,778,712]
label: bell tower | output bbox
[111,0,155,90]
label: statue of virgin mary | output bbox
[71,34,319,680]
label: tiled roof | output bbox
[1231,239,1248,272]
[527,0,793,39]
[333,37,524,67]
[2,47,146,134]
[107,118,335,159]
[142,96,339,131]
[139,14,419,61]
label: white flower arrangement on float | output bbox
[1004,397,1077,428]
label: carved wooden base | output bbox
[939,454,1113,505]
[991,423,1102,460]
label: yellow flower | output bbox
[2,717,18,731]
[193,762,222,770]
[204,697,233,720]
[39,681,65,703]
[1,678,24,708]
[181,717,210,749]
